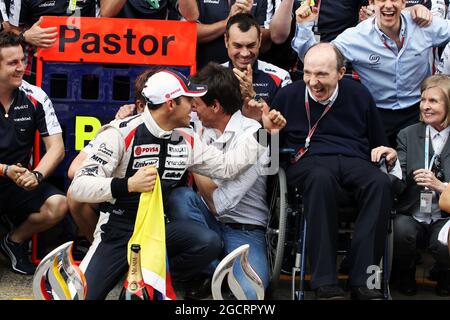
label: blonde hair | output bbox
[420,75,450,129]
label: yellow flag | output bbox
[127,171,171,298]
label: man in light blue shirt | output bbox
[292,0,450,146]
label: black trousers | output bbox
[81,214,221,300]
[287,155,393,289]
[377,103,420,149]
[393,215,450,271]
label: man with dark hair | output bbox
[2,0,96,83]
[223,12,291,105]
[69,68,285,299]
[195,0,269,70]
[271,42,398,300]
[0,32,67,275]
[168,62,272,300]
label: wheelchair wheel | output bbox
[266,168,288,292]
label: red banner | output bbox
[37,16,197,68]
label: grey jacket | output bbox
[395,122,450,216]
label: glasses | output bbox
[432,154,445,182]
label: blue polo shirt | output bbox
[196,0,268,69]
[292,12,450,110]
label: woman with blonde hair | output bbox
[373,75,450,297]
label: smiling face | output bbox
[370,0,405,33]
[225,24,261,71]
[0,45,25,91]
[171,96,193,128]
[303,45,345,102]
[192,96,216,128]
[420,87,448,131]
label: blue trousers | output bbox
[167,187,269,300]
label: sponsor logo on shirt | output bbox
[369,54,381,65]
[98,143,113,157]
[112,209,125,216]
[90,154,108,165]
[165,157,187,169]
[203,0,220,4]
[14,105,29,110]
[132,158,159,169]
[162,170,185,180]
[134,144,160,156]
[253,83,268,87]
[39,1,56,8]
[168,144,188,156]
[81,166,99,176]
[14,117,32,122]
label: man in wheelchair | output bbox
[270,43,399,300]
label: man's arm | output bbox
[187,108,285,179]
[197,0,252,44]
[99,0,126,17]
[34,133,65,178]
[270,0,294,44]
[291,3,318,61]
[14,134,64,191]
[212,150,269,215]
[192,173,218,214]
[68,151,87,180]
[178,0,199,21]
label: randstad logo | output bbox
[369,54,380,64]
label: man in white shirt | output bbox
[167,63,271,300]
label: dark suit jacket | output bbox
[395,122,450,216]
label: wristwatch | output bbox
[252,94,262,102]
[32,171,44,184]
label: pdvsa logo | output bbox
[134,144,160,156]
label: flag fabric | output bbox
[127,171,176,300]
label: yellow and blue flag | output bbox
[127,170,176,300]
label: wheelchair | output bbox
[266,151,395,300]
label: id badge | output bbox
[420,191,433,213]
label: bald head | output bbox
[303,43,346,102]
[305,43,346,72]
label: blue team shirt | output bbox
[292,12,450,110]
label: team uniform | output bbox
[222,60,291,105]
[70,105,266,299]
[0,80,63,224]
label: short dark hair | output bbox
[0,32,23,60]
[304,42,346,71]
[191,62,242,115]
[225,12,261,39]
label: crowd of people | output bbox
[1,0,450,300]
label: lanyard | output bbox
[425,126,436,171]
[381,35,404,54]
[373,19,405,54]
[292,87,334,163]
